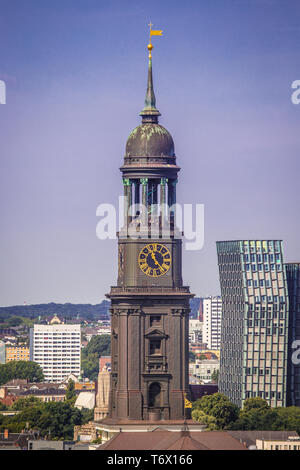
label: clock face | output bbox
[138,243,171,277]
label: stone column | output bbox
[160,178,168,221]
[140,178,148,208]
[116,309,129,418]
[140,178,148,233]
[122,178,131,231]
[134,180,140,205]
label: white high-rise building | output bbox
[203,296,222,350]
[30,324,81,382]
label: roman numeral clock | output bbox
[138,243,171,277]
[105,38,193,423]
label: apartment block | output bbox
[6,346,30,363]
[203,296,222,351]
[30,324,81,382]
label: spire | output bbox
[140,24,162,124]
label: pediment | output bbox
[144,328,168,339]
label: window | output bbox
[150,340,161,355]
[150,316,161,327]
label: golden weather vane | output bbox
[147,21,163,58]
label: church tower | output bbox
[107,38,193,422]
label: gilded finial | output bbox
[148,43,153,59]
[140,23,163,122]
[147,21,162,59]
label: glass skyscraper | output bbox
[216,240,289,407]
[285,263,300,406]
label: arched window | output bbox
[148,382,161,408]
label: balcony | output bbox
[109,286,191,296]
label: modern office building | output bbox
[285,263,300,406]
[216,240,289,407]
[30,324,81,382]
[203,296,222,351]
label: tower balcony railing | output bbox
[119,214,183,239]
[110,286,191,294]
[145,355,168,373]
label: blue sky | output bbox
[0,0,299,305]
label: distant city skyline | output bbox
[1,0,300,306]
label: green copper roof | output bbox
[126,123,174,157]
[140,57,161,122]
[125,52,175,157]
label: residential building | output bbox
[203,296,222,350]
[189,319,203,346]
[27,440,75,451]
[30,324,81,382]
[0,431,36,450]
[256,435,300,450]
[216,240,289,407]
[74,422,100,443]
[189,359,219,383]
[5,345,30,363]
[0,341,5,364]
[0,328,19,340]
[227,431,299,450]
[286,263,300,406]
[0,380,67,403]
[75,381,95,391]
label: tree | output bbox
[242,397,270,413]
[12,396,42,411]
[271,407,300,435]
[81,408,94,424]
[0,401,86,440]
[189,351,196,363]
[192,393,239,429]
[228,407,279,431]
[81,335,111,381]
[0,361,44,385]
[191,409,218,430]
[211,369,219,383]
[198,354,207,361]
[65,379,77,403]
[0,402,7,411]
[7,316,24,327]
[35,402,82,439]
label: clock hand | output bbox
[151,252,163,270]
[151,252,159,265]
